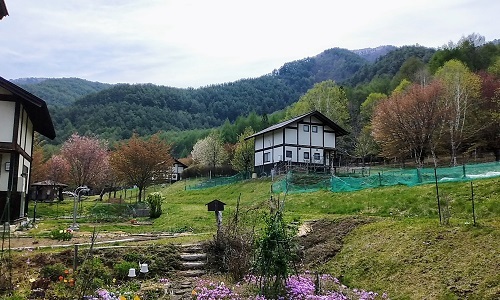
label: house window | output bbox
[313,153,320,161]
[303,125,309,132]
[312,125,318,133]
[303,152,310,160]
[285,150,292,159]
[264,152,270,163]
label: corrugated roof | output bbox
[0,76,56,139]
[245,110,348,140]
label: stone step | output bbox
[177,269,206,277]
[182,261,205,270]
[179,243,204,253]
[180,253,206,261]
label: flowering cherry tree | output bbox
[60,133,110,187]
[45,154,70,184]
[191,132,228,170]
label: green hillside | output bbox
[24,172,500,299]
[168,176,500,299]
[43,47,369,145]
[14,77,112,107]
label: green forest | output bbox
[18,34,500,161]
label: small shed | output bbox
[30,180,68,202]
[206,199,226,212]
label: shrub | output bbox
[41,263,66,281]
[146,192,163,218]
[113,261,137,279]
[123,251,142,263]
[75,257,112,294]
[182,164,237,179]
[49,228,73,241]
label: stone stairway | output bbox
[169,243,207,299]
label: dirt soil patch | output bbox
[297,216,374,269]
[5,231,167,250]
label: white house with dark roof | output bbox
[245,110,348,174]
[171,159,187,182]
[0,76,55,223]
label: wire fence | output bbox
[185,173,247,190]
[272,161,500,194]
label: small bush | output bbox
[76,257,112,292]
[146,192,163,218]
[113,261,138,279]
[49,228,73,241]
[123,251,142,263]
[41,263,66,281]
[182,164,237,179]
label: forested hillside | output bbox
[45,47,372,145]
[13,77,112,107]
[18,36,500,162]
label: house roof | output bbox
[31,180,68,188]
[0,0,8,20]
[245,110,349,140]
[174,159,187,168]
[0,76,56,139]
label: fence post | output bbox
[434,168,442,225]
[471,182,476,226]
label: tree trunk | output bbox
[138,187,143,203]
[494,148,500,162]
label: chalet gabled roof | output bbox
[174,159,187,168]
[0,76,56,139]
[31,180,68,188]
[0,0,8,20]
[245,110,349,140]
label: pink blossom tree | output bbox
[45,154,70,184]
[60,134,110,188]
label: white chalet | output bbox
[0,76,55,223]
[245,110,348,174]
[171,159,187,182]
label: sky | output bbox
[0,0,498,88]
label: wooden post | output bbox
[434,168,442,225]
[73,244,78,271]
[216,211,222,230]
[471,182,476,226]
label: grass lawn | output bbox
[12,175,500,299]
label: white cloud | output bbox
[0,0,498,87]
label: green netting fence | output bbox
[272,161,500,194]
[186,173,247,190]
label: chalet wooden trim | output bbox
[13,102,20,143]
[247,111,347,173]
[15,144,32,162]
[0,141,15,151]
[0,94,16,101]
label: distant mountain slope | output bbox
[44,47,370,144]
[274,47,368,95]
[11,77,50,85]
[346,45,436,86]
[14,77,112,107]
[21,44,443,148]
[351,45,397,63]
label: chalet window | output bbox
[303,125,309,132]
[285,150,292,158]
[303,152,310,160]
[313,153,320,161]
[264,152,270,163]
[312,125,318,133]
